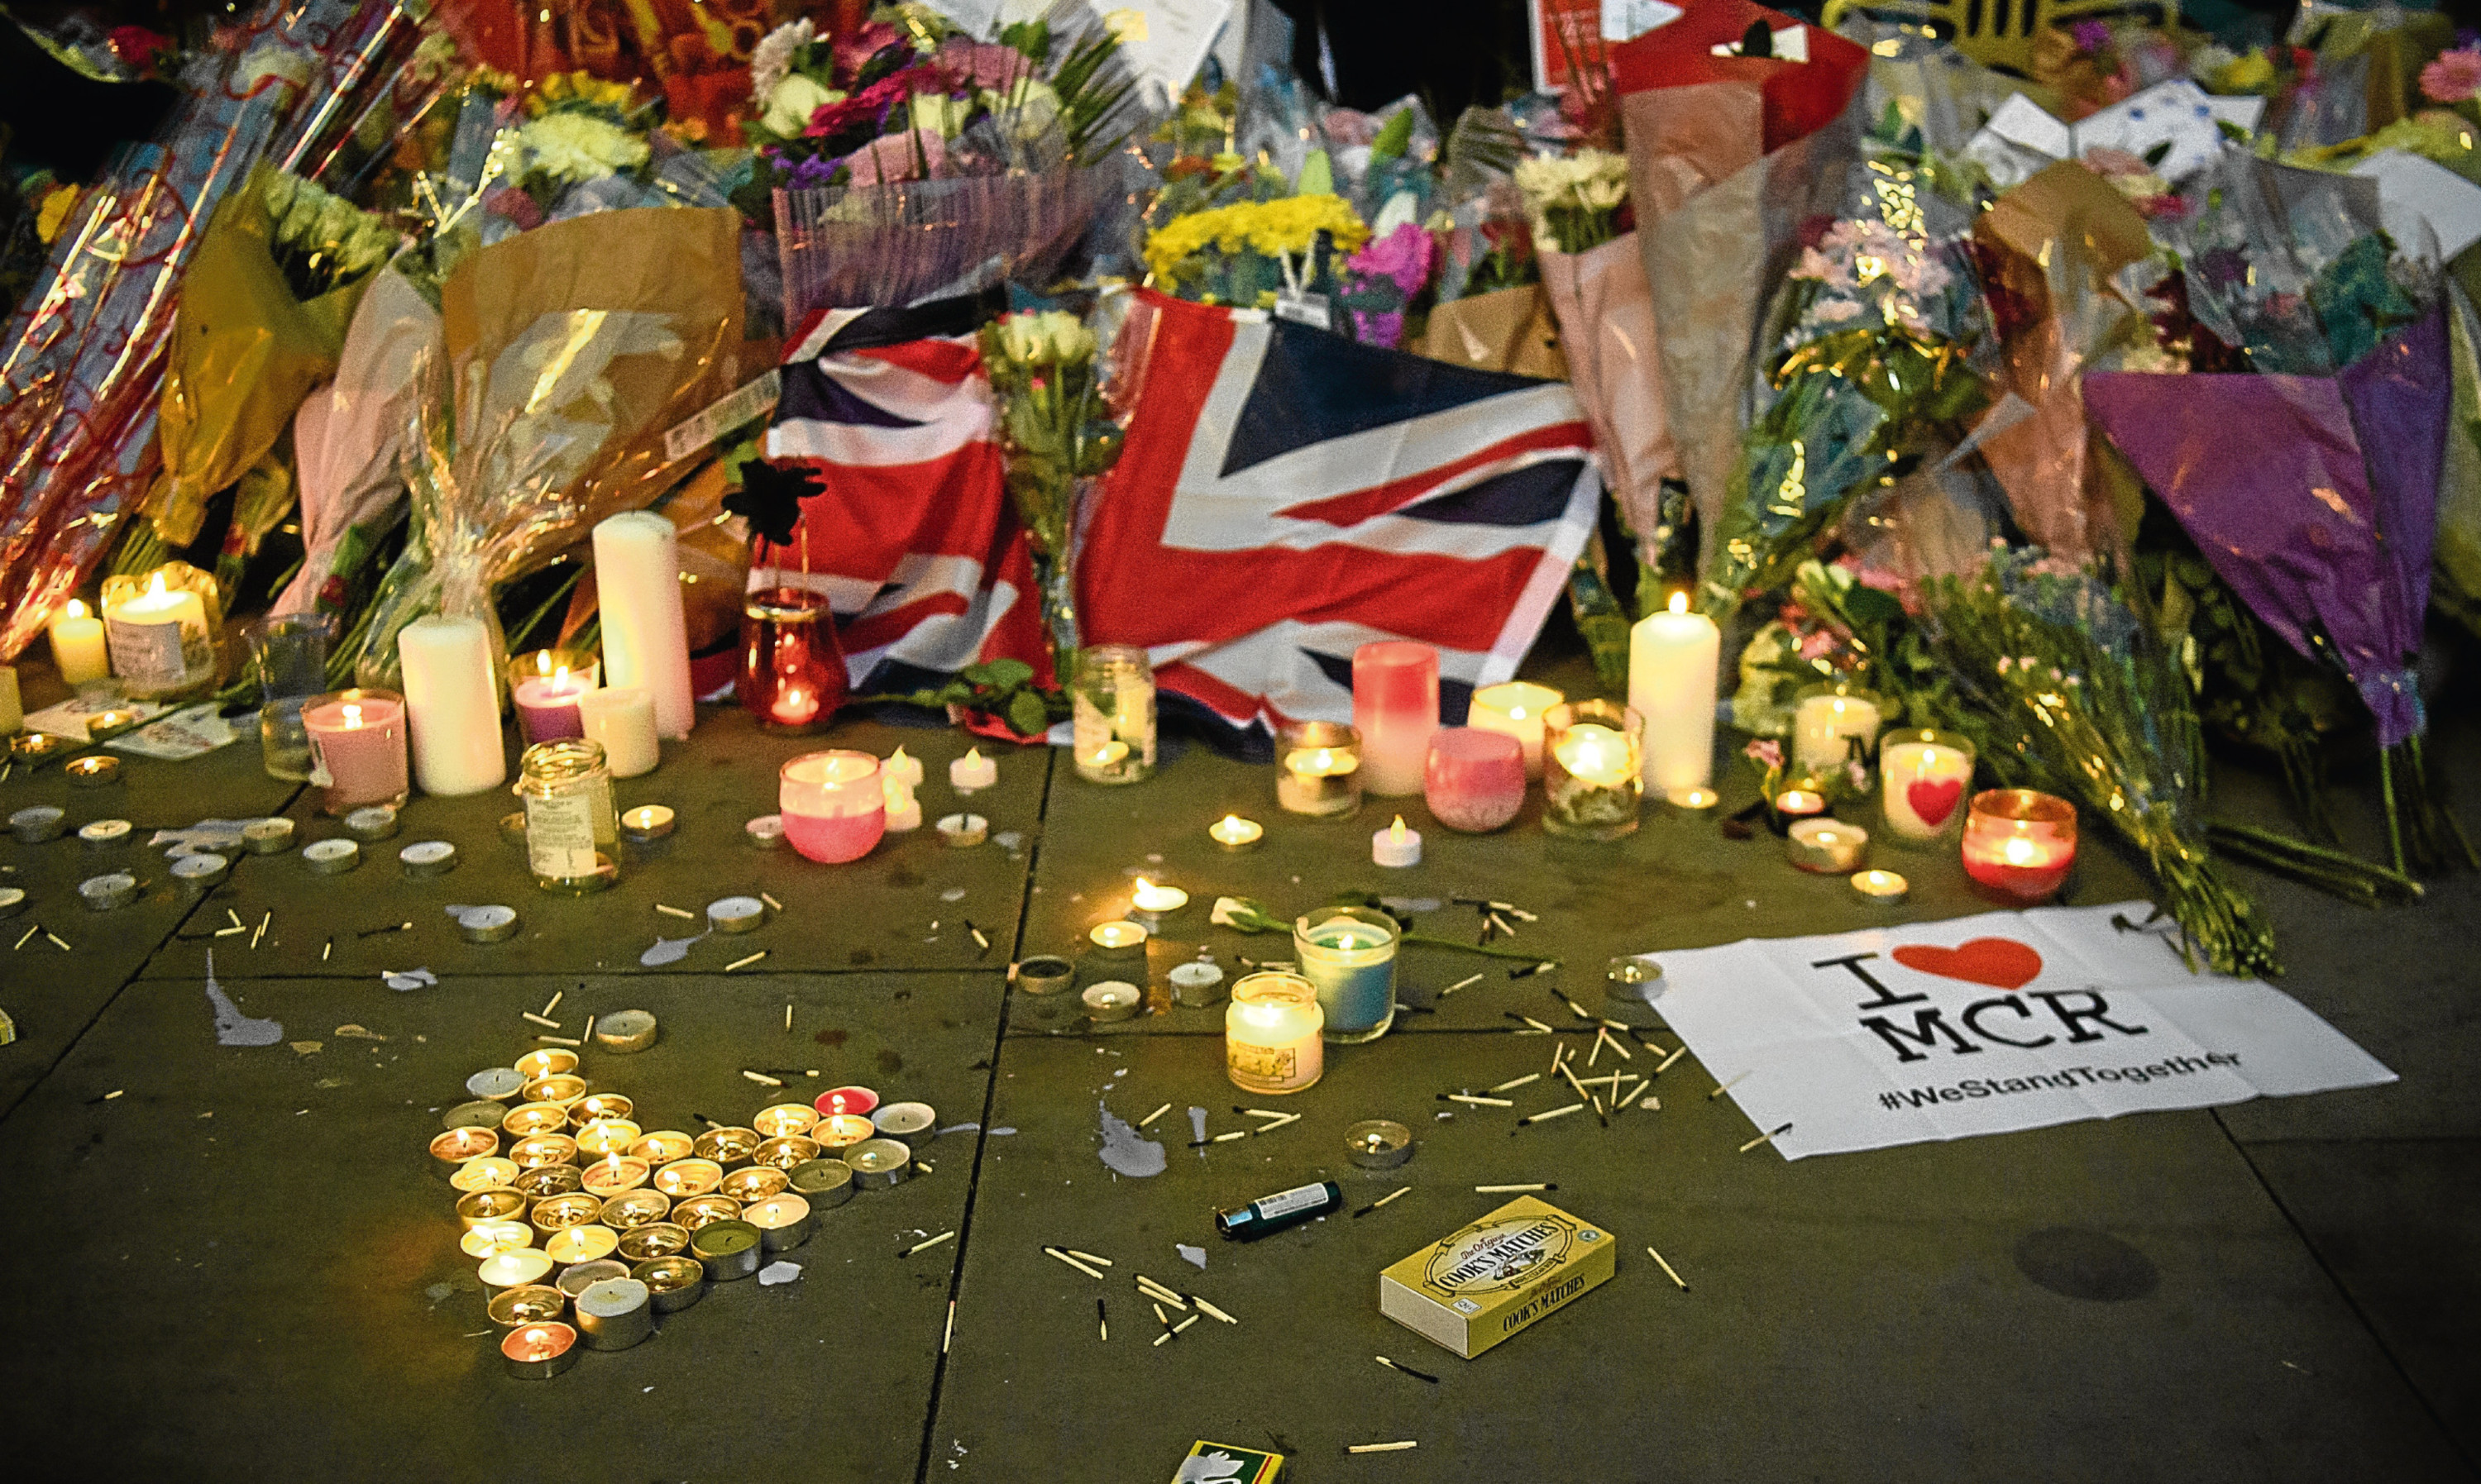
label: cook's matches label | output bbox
[1424,1213,1575,1295]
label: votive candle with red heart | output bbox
[1961,789,2077,902]
[1880,728,1976,842]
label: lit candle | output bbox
[398,615,504,796]
[1852,868,1909,906]
[743,1193,815,1252]
[1422,727,1525,833]
[719,1166,790,1205]
[1130,877,1189,919]
[512,665,590,745]
[460,1220,534,1259]
[1880,728,1976,841]
[450,1157,520,1195]
[753,1104,820,1138]
[814,1086,880,1118]
[1465,681,1561,778]
[500,1320,580,1379]
[103,572,213,697]
[575,1119,643,1158]
[1792,685,1883,778]
[576,686,658,779]
[1352,642,1439,797]
[627,1131,696,1164]
[779,749,885,864]
[1209,814,1264,851]
[812,1114,876,1149]
[653,1158,724,1198]
[949,747,997,792]
[1629,591,1721,795]
[1274,721,1362,817]
[545,1224,619,1266]
[1669,785,1720,810]
[1962,789,2077,902]
[882,777,923,832]
[1787,817,1868,874]
[1071,644,1156,785]
[1773,788,1828,819]
[1293,906,1398,1043]
[1371,814,1423,868]
[477,1248,557,1293]
[1086,919,1150,972]
[885,747,924,787]
[1543,700,1644,839]
[1225,971,1324,1093]
[429,1126,500,1175]
[592,511,696,740]
[301,688,409,814]
[48,599,109,686]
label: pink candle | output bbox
[1352,642,1439,797]
[1423,727,1526,833]
[780,750,885,864]
[301,689,410,814]
[512,670,590,744]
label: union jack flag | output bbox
[765,289,1602,753]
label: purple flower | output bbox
[2071,20,2112,53]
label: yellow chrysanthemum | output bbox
[1143,194,1370,286]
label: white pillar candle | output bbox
[1465,681,1562,778]
[576,686,659,779]
[49,599,110,685]
[1628,592,1719,796]
[592,512,696,741]
[398,615,506,796]
[1792,688,1882,777]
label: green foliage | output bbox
[874,657,1064,740]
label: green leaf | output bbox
[1370,107,1415,164]
[2143,141,2172,167]
[1007,690,1050,738]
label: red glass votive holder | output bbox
[741,587,849,734]
[780,750,885,864]
[1423,728,1526,833]
[1961,789,2077,902]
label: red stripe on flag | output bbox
[786,441,1009,573]
[843,590,972,652]
[1273,421,1596,527]
[851,338,982,384]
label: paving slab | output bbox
[0,705,304,828]
[0,967,1001,1482]
[930,1028,2469,1482]
[129,708,1047,983]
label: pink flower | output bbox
[2070,20,2112,52]
[2421,46,2481,104]
[1745,737,1785,771]
[1796,628,1838,661]
[844,128,947,186]
[1347,223,1437,296]
[1812,296,1864,324]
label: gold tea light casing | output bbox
[573,1119,643,1158]
[66,755,123,789]
[594,1009,660,1054]
[543,1224,619,1267]
[600,1188,672,1230]
[633,1256,707,1314]
[553,1259,631,1300]
[627,1130,695,1164]
[500,1103,570,1138]
[653,1157,724,1198]
[529,1191,605,1235]
[719,1166,790,1205]
[752,1104,819,1139]
[1083,919,1149,971]
[521,1073,588,1107]
[465,1067,528,1103]
[513,1047,579,1081]
[743,1193,815,1252]
[1082,981,1142,1022]
[9,806,68,843]
[579,1156,651,1197]
[450,1157,520,1195]
[501,1321,581,1381]
[1346,1119,1415,1169]
[428,1126,499,1178]
[814,1114,877,1150]
[871,1101,938,1150]
[509,1133,580,1171]
[1786,817,1868,875]
[447,1100,514,1130]
[672,1194,743,1231]
[513,1165,584,1203]
[486,1284,566,1329]
[691,1125,760,1167]
[753,1135,822,1171]
[1011,957,1074,996]
[477,1248,557,1296]
[571,1092,633,1124]
[689,1219,764,1281]
[1852,868,1910,907]
[456,1189,528,1231]
[617,1223,691,1263]
[787,1158,856,1209]
[844,1138,913,1189]
[461,1220,535,1260]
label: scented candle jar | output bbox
[780,750,886,864]
[517,739,619,895]
[1962,789,2077,902]
[1072,644,1156,785]
[1293,905,1398,1044]
[1423,727,1525,833]
[1274,721,1361,817]
[1225,972,1323,1093]
[1880,728,1976,842]
[302,688,409,814]
[1543,700,1643,840]
[1791,682,1883,782]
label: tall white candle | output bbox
[577,686,660,778]
[398,615,505,796]
[49,599,110,685]
[1628,592,1719,796]
[592,512,695,741]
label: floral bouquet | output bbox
[978,308,1126,685]
[1141,193,1371,309]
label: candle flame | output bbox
[1669,589,1689,616]
[1134,876,1154,892]
[2003,837,2037,866]
[1337,936,1359,951]
[1220,814,1243,830]
[1389,816,1408,842]
[537,651,554,677]
[1309,748,1333,771]
[341,704,362,728]
[1508,705,1526,720]
[64,599,86,619]
[963,747,982,764]
[147,573,167,599]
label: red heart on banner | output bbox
[1891,938,2044,991]
[1906,777,1964,828]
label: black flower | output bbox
[723,460,824,547]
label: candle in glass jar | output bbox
[1293,906,1398,1043]
[1423,727,1524,833]
[1962,789,2077,902]
[1629,592,1721,795]
[576,687,658,779]
[398,615,505,796]
[49,599,109,686]
[1879,728,1976,841]
[1352,642,1439,797]
[780,750,885,864]
[1274,722,1362,817]
[1543,700,1644,839]
[102,572,212,697]
[302,689,409,814]
[1225,971,1323,1093]
[1792,685,1882,778]
[512,665,590,745]
[1464,681,1561,779]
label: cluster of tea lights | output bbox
[429,1043,939,1379]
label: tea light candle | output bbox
[1275,721,1362,817]
[544,1224,619,1267]
[949,747,997,792]
[531,1192,607,1236]
[1787,817,1868,874]
[478,1248,557,1294]
[1082,981,1142,1022]
[600,1189,672,1229]
[457,1189,528,1230]
[576,687,659,778]
[49,599,109,685]
[512,664,591,745]
[1852,868,1910,906]
[398,616,504,796]
[1465,681,1562,778]
[514,1167,584,1203]
[936,812,988,847]
[743,1193,815,1252]
[1371,815,1423,867]
[575,1276,654,1350]
[429,1126,499,1174]
[780,749,885,863]
[689,1219,763,1281]
[1225,971,1323,1093]
[1773,788,1828,820]
[1086,919,1149,971]
[451,1157,520,1195]
[753,1136,822,1171]
[1293,906,1398,1043]
[815,1086,880,1118]
[1962,788,2077,902]
[1130,877,1188,919]
[513,1047,578,1081]
[719,1166,790,1204]
[885,747,924,787]
[619,1224,692,1262]
[673,1195,745,1232]
[1352,641,1440,797]
[461,1220,534,1259]
[634,1256,707,1312]
[882,778,923,832]
[654,1158,724,1198]
[814,1114,876,1149]
[553,1259,629,1300]
[753,1105,820,1139]
[509,1133,581,1171]
[1630,591,1721,795]
[619,805,673,843]
[102,571,211,696]
[1669,785,1721,810]
[1422,727,1525,833]
[1209,814,1264,851]
[64,756,119,788]
[501,1321,581,1379]
[521,1074,586,1107]
[1792,685,1882,777]
[575,1119,643,1158]
[628,1131,695,1164]
[1880,728,1977,841]
[487,1285,566,1329]
[593,511,696,739]
[692,1127,761,1167]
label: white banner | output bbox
[1652,902,2394,1161]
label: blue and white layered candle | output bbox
[1293,906,1398,1043]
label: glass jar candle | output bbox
[1962,789,2077,902]
[301,687,409,814]
[1274,720,1361,817]
[1293,905,1398,1044]
[246,613,331,781]
[1072,643,1156,784]
[740,586,849,734]
[100,566,218,699]
[1423,727,1526,833]
[1879,728,1977,841]
[1465,680,1562,779]
[779,750,886,863]
[1225,971,1324,1093]
[1543,699,1644,840]
[1351,641,1439,797]
[1791,682,1884,782]
[516,738,619,895]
